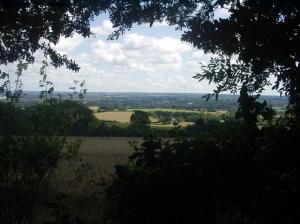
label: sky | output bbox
[2,13,278,95]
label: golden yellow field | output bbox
[94,111,158,123]
[92,109,227,126]
[94,111,133,122]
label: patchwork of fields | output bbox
[91,108,204,127]
[92,108,227,124]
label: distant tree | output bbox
[160,116,172,125]
[158,112,172,124]
[107,0,300,121]
[130,110,150,128]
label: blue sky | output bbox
[2,13,278,95]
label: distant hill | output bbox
[1,91,288,112]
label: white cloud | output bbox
[52,33,85,54]
[91,19,114,36]
[49,19,115,55]
[214,7,231,19]
[153,20,169,27]
[1,17,280,95]
[8,31,211,93]
[185,51,212,73]
[91,33,192,73]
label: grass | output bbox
[151,121,193,128]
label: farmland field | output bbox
[74,136,139,154]
[94,111,133,122]
[66,137,140,176]
[92,109,228,129]
[151,121,194,128]
[93,111,194,128]
[94,111,158,123]
[51,137,140,223]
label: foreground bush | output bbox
[0,102,80,223]
[105,125,300,224]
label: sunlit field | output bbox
[94,111,133,123]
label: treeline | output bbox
[149,110,227,123]
[13,91,288,112]
[0,96,283,140]
[0,100,96,136]
[94,116,242,138]
[0,100,239,138]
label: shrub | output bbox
[105,125,300,224]
[0,102,80,223]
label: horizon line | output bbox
[21,90,285,97]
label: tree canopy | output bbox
[107,0,300,120]
[0,0,109,71]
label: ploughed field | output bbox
[59,137,141,184]
[42,137,140,223]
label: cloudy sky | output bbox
[3,13,278,94]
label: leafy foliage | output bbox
[0,102,80,224]
[39,56,54,101]
[28,100,97,136]
[236,84,275,127]
[0,61,27,104]
[0,0,110,70]
[105,126,300,224]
